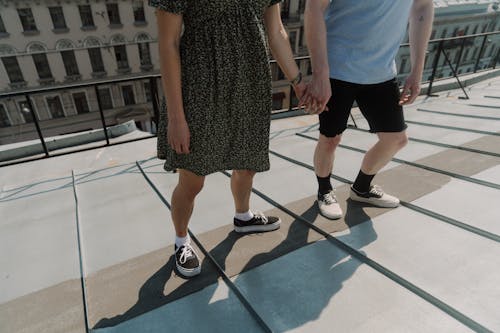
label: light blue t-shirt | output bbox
[326,0,413,84]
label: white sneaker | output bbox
[350,185,400,208]
[317,190,343,219]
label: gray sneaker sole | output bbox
[349,192,400,208]
[233,219,281,233]
[176,262,201,278]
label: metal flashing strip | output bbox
[346,126,500,158]
[296,133,500,190]
[136,161,273,333]
[71,170,91,333]
[405,120,500,136]
[417,108,500,121]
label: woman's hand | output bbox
[168,118,190,154]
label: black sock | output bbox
[317,175,333,195]
[352,170,375,193]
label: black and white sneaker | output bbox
[317,190,343,219]
[233,212,281,233]
[350,185,400,208]
[174,243,201,278]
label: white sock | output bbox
[235,210,254,221]
[175,235,190,248]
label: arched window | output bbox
[27,42,47,54]
[55,39,75,50]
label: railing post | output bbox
[474,35,488,72]
[94,84,110,145]
[454,37,466,73]
[288,84,293,112]
[427,39,443,96]
[150,77,160,130]
[24,93,49,157]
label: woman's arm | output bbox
[264,4,306,98]
[156,9,190,154]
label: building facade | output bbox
[0,0,499,148]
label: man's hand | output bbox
[167,118,190,154]
[399,71,422,105]
[300,72,331,114]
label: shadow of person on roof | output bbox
[93,189,377,332]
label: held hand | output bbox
[300,73,331,115]
[167,118,190,154]
[293,81,307,101]
[399,71,422,105]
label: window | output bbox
[107,4,121,25]
[143,82,152,102]
[122,85,136,105]
[49,7,67,30]
[73,92,90,114]
[399,58,407,73]
[289,31,297,52]
[489,46,496,57]
[0,15,6,33]
[0,104,11,128]
[114,45,129,70]
[97,88,113,110]
[61,50,79,76]
[1,57,24,83]
[138,42,152,67]
[88,48,105,73]
[18,8,37,32]
[133,2,146,23]
[46,96,65,118]
[471,47,478,60]
[463,49,470,61]
[18,101,34,123]
[272,93,284,110]
[281,0,290,19]
[79,5,95,27]
[32,53,53,79]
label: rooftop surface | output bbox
[1,75,500,333]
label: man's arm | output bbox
[400,0,434,105]
[303,0,331,114]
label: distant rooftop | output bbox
[0,74,499,333]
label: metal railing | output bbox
[1,32,499,167]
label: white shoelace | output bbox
[177,243,196,265]
[321,190,338,204]
[253,211,268,224]
[369,185,384,197]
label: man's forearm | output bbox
[409,0,434,75]
[305,1,329,77]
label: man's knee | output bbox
[318,134,342,153]
[379,131,408,150]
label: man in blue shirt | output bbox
[303,0,434,219]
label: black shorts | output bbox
[319,78,407,137]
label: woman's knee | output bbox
[178,170,205,198]
[232,169,256,179]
